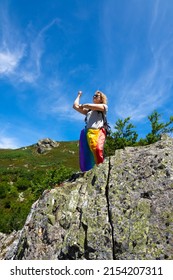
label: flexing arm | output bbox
[73,91,88,115]
[82,103,106,112]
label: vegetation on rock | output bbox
[105,110,173,156]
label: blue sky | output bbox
[0,0,173,148]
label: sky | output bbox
[0,0,173,148]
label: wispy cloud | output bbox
[39,90,84,122]
[19,18,61,84]
[0,5,25,76]
[0,134,19,149]
[0,4,61,85]
[0,3,87,125]
[101,0,173,122]
[0,118,52,148]
[114,53,172,120]
[0,49,24,74]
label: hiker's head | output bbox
[93,90,107,104]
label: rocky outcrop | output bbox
[1,135,173,260]
[36,138,59,154]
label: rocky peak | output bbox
[36,138,59,154]
[1,135,173,260]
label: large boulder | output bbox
[36,138,59,154]
[1,135,173,260]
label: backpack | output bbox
[100,111,111,136]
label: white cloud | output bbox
[39,92,84,122]
[0,4,25,77]
[0,49,24,74]
[0,4,62,86]
[19,18,62,84]
[0,135,19,149]
[113,58,172,121]
[102,0,173,122]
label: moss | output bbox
[47,214,55,226]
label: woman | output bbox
[73,90,108,172]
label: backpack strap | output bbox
[84,109,91,127]
[99,111,107,125]
[99,111,111,136]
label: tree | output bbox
[145,110,173,144]
[104,110,173,156]
[110,117,138,150]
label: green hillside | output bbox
[0,140,80,233]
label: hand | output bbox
[78,91,82,97]
[81,103,89,109]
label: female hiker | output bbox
[73,90,108,172]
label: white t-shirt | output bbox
[86,105,108,129]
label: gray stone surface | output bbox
[1,135,173,260]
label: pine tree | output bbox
[145,110,173,144]
[107,117,138,151]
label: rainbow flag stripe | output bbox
[79,128,106,172]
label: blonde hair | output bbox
[96,90,107,104]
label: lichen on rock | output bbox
[1,135,173,260]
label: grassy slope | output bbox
[0,141,79,170]
[0,141,80,233]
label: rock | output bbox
[36,138,59,154]
[1,135,173,260]
[0,231,21,260]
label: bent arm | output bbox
[73,92,88,115]
[82,103,106,112]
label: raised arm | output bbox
[73,91,88,115]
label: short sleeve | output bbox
[103,104,108,112]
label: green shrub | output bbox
[15,178,31,191]
[0,183,8,199]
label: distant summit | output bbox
[36,138,60,154]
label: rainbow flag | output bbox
[79,128,106,172]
